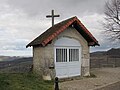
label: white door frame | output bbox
[54,37,81,78]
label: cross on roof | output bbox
[46,10,60,26]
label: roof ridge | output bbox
[27,16,99,47]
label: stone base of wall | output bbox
[33,66,55,80]
[33,65,90,80]
[81,66,90,76]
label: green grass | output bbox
[0,73,53,90]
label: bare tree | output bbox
[103,0,120,40]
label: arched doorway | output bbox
[54,37,81,78]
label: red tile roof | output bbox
[26,16,99,47]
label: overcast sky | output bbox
[0,0,120,56]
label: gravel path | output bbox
[59,67,120,90]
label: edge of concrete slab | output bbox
[91,80,120,90]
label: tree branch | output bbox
[103,0,120,40]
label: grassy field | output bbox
[0,73,53,90]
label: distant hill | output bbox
[91,48,120,58]
[0,56,22,61]
[107,48,120,58]
[90,51,106,57]
[0,57,32,73]
[90,48,120,68]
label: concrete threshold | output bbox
[92,80,120,90]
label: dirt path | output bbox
[59,67,120,90]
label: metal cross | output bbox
[46,10,60,26]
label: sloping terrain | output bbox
[0,57,54,90]
[90,48,120,68]
[0,57,32,73]
[0,56,21,61]
[0,73,53,90]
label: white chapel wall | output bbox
[33,26,90,79]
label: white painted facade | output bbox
[33,27,90,80]
[54,37,81,78]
